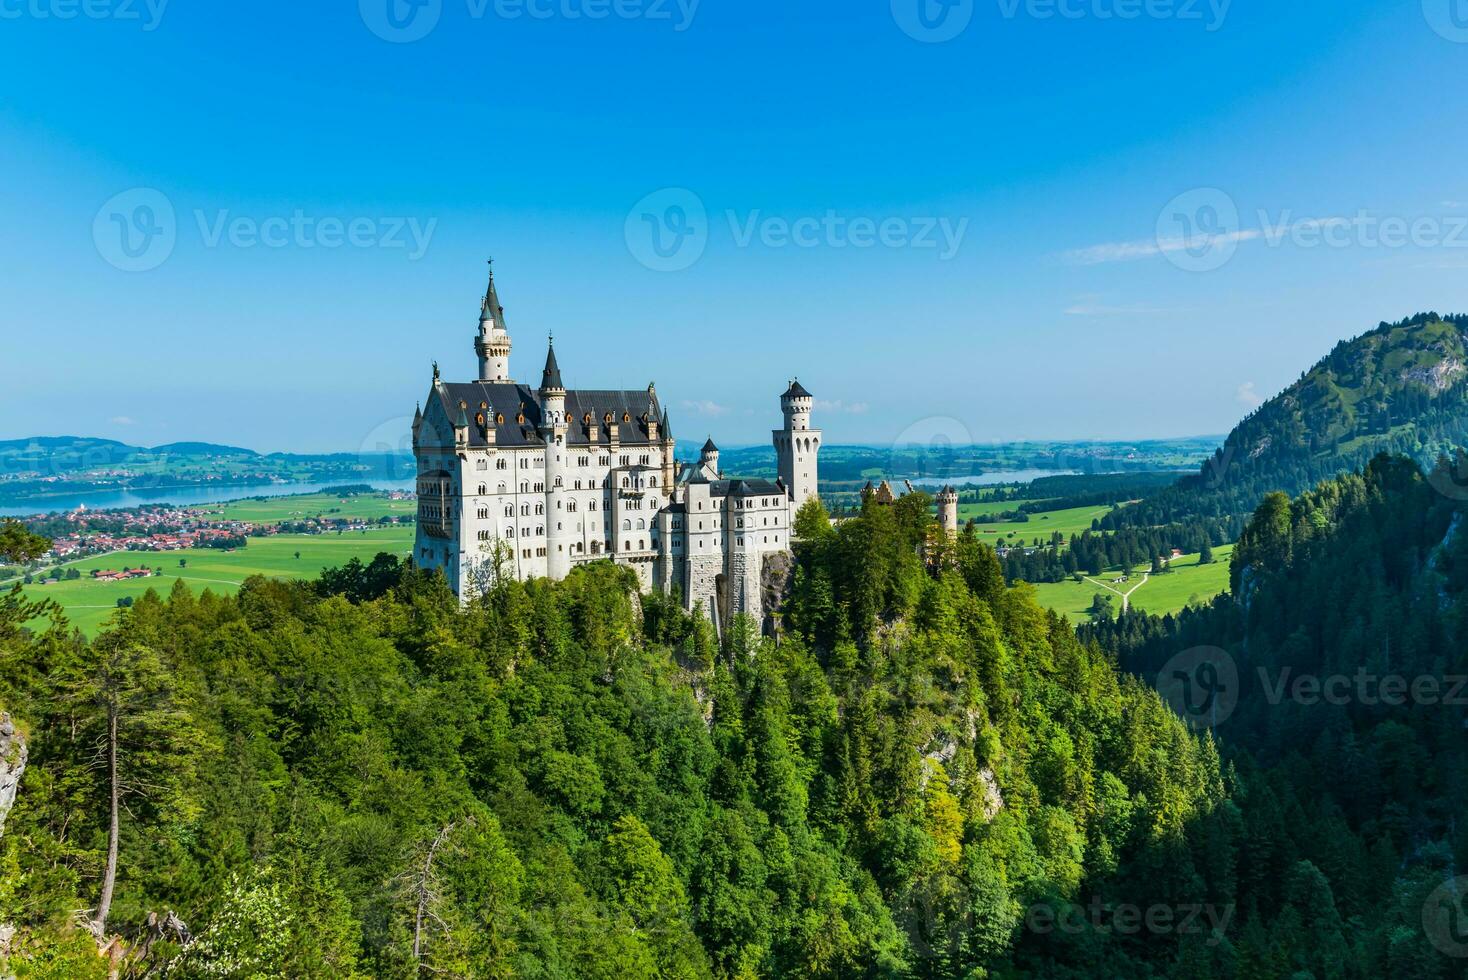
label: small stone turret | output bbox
[700,437,719,476]
[937,485,959,537]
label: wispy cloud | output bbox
[815,399,869,415]
[109,415,137,426]
[1061,229,1262,266]
[1236,382,1263,410]
[681,399,730,417]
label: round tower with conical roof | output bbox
[475,261,513,382]
[774,379,821,507]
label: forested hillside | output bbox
[1087,454,1468,978]
[1102,313,1468,537]
[0,494,1239,978]
[3,481,1464,977]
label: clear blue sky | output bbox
[4,0,1468,452]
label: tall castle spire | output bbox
[475,259,513,383]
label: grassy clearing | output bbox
[1024,544,1235,622]
[21,526,412,636]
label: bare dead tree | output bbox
[401,816,473,974]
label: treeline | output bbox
[1000,521,1232,584]
[1016,472,1186,513]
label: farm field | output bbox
[955,497,1056,520]
[1025,544,1235,622]
[20,526,412,635]
[968,503,1120,544]
[207,491,416,523]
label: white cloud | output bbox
[109,415,137,426]
[815,399,869,415]
[1061,229,1262,266]
[681,399,730,417]
[1236,382,1263,410]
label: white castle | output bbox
[412,265,822,630]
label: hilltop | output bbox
[1103,311,1468,533]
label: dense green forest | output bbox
[1102,313,1468,536]
[2,474,1465,977]
[1085,454,1468,978]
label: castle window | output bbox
[622,520,631,531]
[637,519,645,530]
[649,477,657,487]
[476,459,487,471]
[506,527,515,537]
[478,530,490,541]
[497,459,507,470]
[477,484,486,495]
[504,506,513,517]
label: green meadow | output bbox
[20,526,412,636]
[965,503,1119,544]
[1024,544,1235,622]
[206,491,416,523]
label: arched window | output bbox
[505,527,515,538]
[636,518,645,529]
[622,519,631,531]
[497,482,506,493]
[649,477,657,487]
[477,484,486,495]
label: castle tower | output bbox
[475,262,513,383]
[540,338,571,579]
[659,407,676,490]
[700,437,720,476]
[774,379,821,506]
[937,485,959,537]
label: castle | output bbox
[412,266,822,630]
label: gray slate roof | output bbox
[432,381,665,448]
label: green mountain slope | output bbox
[1086,455,1468,975]
[1103,312,1468,534]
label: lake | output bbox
[0,478,417,518]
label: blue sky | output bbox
[3,0,1468,452]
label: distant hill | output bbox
[1103,311,1468,533]
[149,441,258,457]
